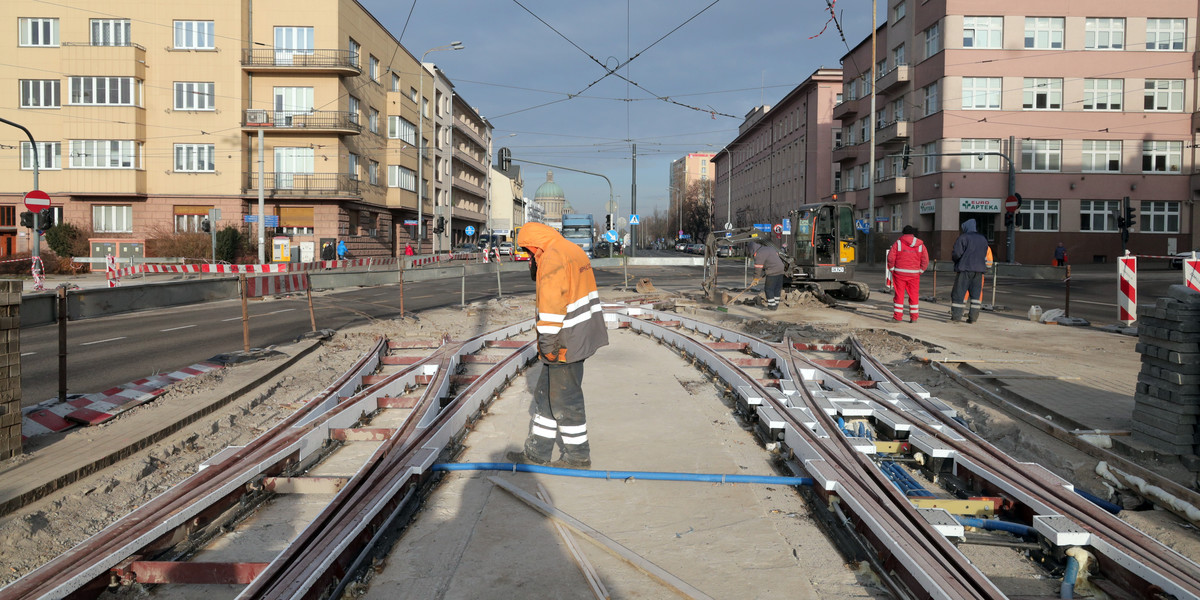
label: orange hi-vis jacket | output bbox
[516,223,610,364]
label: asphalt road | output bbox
[18,256,1187,408]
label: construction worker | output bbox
[887,225,929,322]
[950,219,992,323]
[749,239,786,311]
[508,222,610,468]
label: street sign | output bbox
[208,208,221,221]
[263,215,279,227]
[465,225,476,236]
[1005,195,1021,213]
[618,217,628,228]
[629,214,640,225]
[772,224,783,234]
[876,216,890,222]
[781,219,792,235]
[603,229,618,242]
[679,233,691,239]
[403,219,418,226]
[678,229,684,236]
[753,223,771,232]
[23,190,51,212]
[855,219,870,233]
[724,222,732,230]
[244,215,258,223]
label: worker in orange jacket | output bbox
[508,222,609,468]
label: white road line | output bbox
[222,316,242,322]
[266,308,296,315]
[1073,299,1117,307]
[81,337,126,346]
[161,325,197,332]
[21,352,35,357]
[1027,294,1052,299]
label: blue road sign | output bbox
[264,215,279,227]
[244,215,258,223]
[603,229,618,242]
[753,223,771,233]
[855,219,870,233]
[679,233,691,239]
[465,225,476,236]
[403,219,418,226]
[629,214,640,225]
[781,219,792,235]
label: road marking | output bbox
[1027,294,1052,299]
[222,316,242,322]
[1072,299,1117,307]
[81,337,126,346]
[161,325,197,332]
[21,352,35,357]
[266,308,296,315]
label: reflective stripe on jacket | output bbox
[517,223,610,363]
[887,234,928,274]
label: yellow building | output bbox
[1,0,487,259]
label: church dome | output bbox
[534,171,565,202]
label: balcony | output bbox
[241,49,361,75]
[875,175,908,196]
[875,119,910,145]
[62,42,147,77]
[833,143,859,164]
[451,176,486,198]
[242,110,362,135]
[833,98,858,120]
[453,148,488,175]
[453,121,488,149]
[876,64,910,93]
[243,172,360,196]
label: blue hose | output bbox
[432,463,815,486]
[1061,554,1080,599]
[956,516,1035,537]
[1074,487,1122,515]
[879,461,935,498]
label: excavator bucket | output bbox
[635,277,658,294]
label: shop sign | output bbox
[959,198,1001,212]
[919,199,937,214]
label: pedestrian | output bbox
[887,225,929,322]
[1054,242,1067,266]
[508,222,610,468]
[320,241,334,261]
[749,239,785,311]
[336,239,347,260]
[404,242,414,256]
[950,219,992,323]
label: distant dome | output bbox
[534,171,565,202]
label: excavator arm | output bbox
[702,228,780,301]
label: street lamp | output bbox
[417,41,463,253]
[668,185,681,240]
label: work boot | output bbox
[506,450,550,466]
[554,453,591,469]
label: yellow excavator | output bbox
[703,202,870,303]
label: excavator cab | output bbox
[788,202,869,300]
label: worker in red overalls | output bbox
[886,225,929,323]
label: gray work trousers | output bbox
[950,271,984,322]
[523,361,589,462]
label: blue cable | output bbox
[433,463,815,486]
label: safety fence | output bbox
[1116,252,1198,326]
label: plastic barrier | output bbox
[1118,254,1136,326]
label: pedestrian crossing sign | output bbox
[629,214,640,225]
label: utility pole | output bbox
[1,117,41,258]
[630,143,637,257]
[867,0,878,266]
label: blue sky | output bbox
[358,0,875,221]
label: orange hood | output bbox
[516,222,561,255]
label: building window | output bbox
[173,20,214,49]
[368,160,379,186]
[891,44,905,68]
[890,204,903,233]
[94,205,133,233]
[892,2,906,22]
[278,206,315,235]
[174,82,214,111]
[1025,17,1064,49]
[891,97,905,121]
[409,87,419,103]
[348,95,360,123]
[174,143,215,172]
[388,116,417,144]
[1146,19,1186,51]
[1081,140,1122,173]
[858,118,868,142]
[348,38,360,66]
[369,107,379,134]
[348,153,359,180]
[388,165,417,191]
[1144,79,1184,112]
[274,26,314,54]
[833,128,843,148]
[1085,18,1124,50]
[70,140,139,169]
[370,55,380,81]
[90,19,131,46]
[1022,78,1062,110]
[963,16,1002,49]
[1142,140,1182,173]
[1083,79,1123,111]
[961,139,1001,171]
[1140,201,1180,233]
[923,22,940,59]
[921,142,937,174]
[1017,199,1059,231]
[923,82,939,116]
[174,205,211,233]
[962,77,1001,110]
[391,73,401,92]
[833,170,842,193]
[859,165,869,189]
[1080,200,1119,232]
[18,17,59,47]
[1021,140,1061,172]
[21,141,61,170]
[69,76,141,106]
[875,158,885,182]
[20,79,60,108]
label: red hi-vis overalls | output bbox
[886,233,929,321]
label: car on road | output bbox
[675,241,688,252]
[688,243,705,254]
[497,241,514,255]
[716,244,736,258]
[512,246,531,261]
[454,243,479,253]
[1170,250,1198,269]
[593,240,621,256]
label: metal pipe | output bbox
[434,463,814,486]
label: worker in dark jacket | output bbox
[950,219,992,323]
[508,222,610,468]
[749,240,786,311]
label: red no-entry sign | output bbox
[1005,195,1021,214]
[24,190,51,212]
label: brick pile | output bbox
[0,280,21,460]
[1132,285,1200,455]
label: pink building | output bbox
[835,1,1195,263]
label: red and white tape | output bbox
[1118,254,1137,326]
[107,257,399,280]
[246,273,308,298]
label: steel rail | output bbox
[614,307,1003,599]
[848,336,1200,598]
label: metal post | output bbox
[257,129,265,263]
[496,261,503,299]
[417,65,426,254]
[461,265,467,306]
[0,117,40,259]
[630,143,637,257]
[240,275,250,352]
[1064,265,1071,318]
[866,0,878,266]
[306,274,317,332]
[57,286,67,403]
[1006,135,1017,263]
[399,258,406,317]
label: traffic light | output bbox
[605,214,613,231]
[19,211,33,228]
[1124,204,1137,231]
[901,144,911,170]
[201,217,211,233]
[38,208,54,229]
[434,216,446,234]
[498,147,511,171]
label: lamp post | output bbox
[668,185,681,241]
[713,146,732,230]
[417,41,463,253]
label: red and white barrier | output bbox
[106,257,399,281]
[1118,254,1137,326]
[105,254,119,288]
[246,273,308,298]
[30,256,45,291]
[1185,254,1199,293]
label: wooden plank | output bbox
[489,476,714,600]
[486,340,528,348]
[730,358,773,368]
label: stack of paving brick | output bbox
[1132,285,1200,455]
[0,280,21,460]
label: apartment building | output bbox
[449,95,492,247]
[668,152,716,238]
[835,2,1196,262]
[1,0,485,259]
[710,68,844,236]
[429,65,455,253]
[488,163,525,241]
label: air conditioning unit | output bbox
[245,109,270,126]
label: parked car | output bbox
[454,243,479,253]
[497,241,514,255]
[1170,250,1199,269]
[512,246,532,261]
[594,240,621,256]
[689,243,705,254]
[675,241,688,252]
[716,244,735,258]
